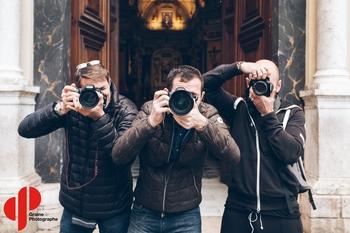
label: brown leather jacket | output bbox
[112,101,240,214]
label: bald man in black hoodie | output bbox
[204,60,306,233]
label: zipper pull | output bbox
[161,212,165,218]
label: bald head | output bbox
[255,59,281,95]
[256,59,280,82]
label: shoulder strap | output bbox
[233,97,244,110]
[276,104,301,114]
[281,106,317,210]
[282,109,291,130]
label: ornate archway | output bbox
[151,48,182,92]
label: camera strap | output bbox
[64,127,99,190]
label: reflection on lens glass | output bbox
[80,91,99,108]
[170,90,194,115]
[253,81,267,95]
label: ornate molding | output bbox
[79,6,107,51]
[238,9,264,53]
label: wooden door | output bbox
[222,0,272,97]
[70,0,119,85]
[220,0,272,183]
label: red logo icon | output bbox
[3,187,41,231]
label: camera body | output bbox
[249,77,274,97]
[169,87,196,116]
[77,84,101,109]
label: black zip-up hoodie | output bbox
[203,64,306,216]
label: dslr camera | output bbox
[77,85,102,109]
[249,77,274,97]
[169,87,197,116]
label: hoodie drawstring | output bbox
[248,211,264,233]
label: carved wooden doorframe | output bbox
[70,0,118,85]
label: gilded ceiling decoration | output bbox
[136,0,200,30]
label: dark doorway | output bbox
[119,1,224,178]
[70,0,272,180]
[119,1,223,107]
[117,0,272,179]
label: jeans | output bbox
[127,203,201,233]
[60,208,130,233]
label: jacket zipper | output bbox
[161,164,173,218]
[167,120,176,163]
[162,120,176,218]
[246,106,261,213]
[191,169,199,197]
[254,125,261,213]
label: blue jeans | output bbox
[127,203,201,233]
[60,208,130,233]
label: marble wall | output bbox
[272,0,306,106]
[33,0,71,182]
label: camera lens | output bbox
[169,88,194,116]
[79,88,99,109]
[249,78,273,97]
[252,81,268,96]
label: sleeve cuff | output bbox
[260,112,281,131]
[144,117,160,132]
[51,102,66,119]
[221,63,243,80]
[197,121,215,141]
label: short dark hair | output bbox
[166,65,203,90]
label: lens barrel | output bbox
[79,85,99,109]
[169,88,194,116]
[249,78,273,97]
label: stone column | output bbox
[271,0,306,105]
[33,0,72,232]
[301,0,350,232]
[312,0,350,91]
[0,0,41,232]
[0,1,26,85]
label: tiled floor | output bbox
[202,217,223,233]
[200,178,227,216]
[200,178,227,233]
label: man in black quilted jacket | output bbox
[18,60,138,233]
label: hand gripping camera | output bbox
[169,87,196,116]
[77,85,101,109]
[249,77,274,97]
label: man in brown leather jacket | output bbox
[112,65,240,233]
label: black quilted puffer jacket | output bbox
[18,83,138,220]
[112,101,240,214]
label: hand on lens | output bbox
[148,88,170,127]
[249,87,276,116]
[72,90,105,120]
[172,102,208,131]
